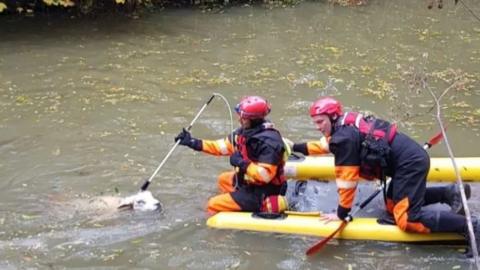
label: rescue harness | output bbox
[337,112,397,203]
[233,122,288,187]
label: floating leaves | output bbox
[362,79,394,99]
[21,214,40,220]
[241,54,259,65]
[167,69,235,86]
[359,65,376,75]
[130,238,144,244]
[413,28,443,42]
[207,74,235,86]
[286,73,325,89]
[101,86,153,105]
[324,46,343,58]
[253,67,278,79]
[328,0,367,6]
[42,0,74,7]
[430,68,476,92]
[15,95,32,105]
[100,249,124,261]
[450,101,471,109]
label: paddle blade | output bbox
[428,130,445,147]
[306,221,348,256]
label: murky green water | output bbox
[1,0,479,269]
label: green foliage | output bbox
[42,0,75,7]
[0,0,307,15]
[327,0,367,6]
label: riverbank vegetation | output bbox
[0,0,370,16]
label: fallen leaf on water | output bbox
[52,148,60,156]
[228,261,240,269]
[131,239,143,244]
[21,214,39,220]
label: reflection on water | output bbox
[0,0,479,269]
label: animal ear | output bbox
[118,203,133,210]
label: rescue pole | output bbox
[118,94,216,210]
[139,94,216,192]
[306,131,444,256]
[426,83,479,268]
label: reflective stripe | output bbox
[216,139,229,155]
[257,167,272,183]
[319,137,330,152]
[354,113,362,128]
[340,112,347,125]
[341,112,363,128]
[336,179,358,189]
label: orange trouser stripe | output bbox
[217,171,236,193]
[393,197,430,234]
[386,198,394,214]
[207,193,241,215]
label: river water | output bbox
[1,0,479,269]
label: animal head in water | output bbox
[119,191,161,211]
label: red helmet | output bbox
[235,96,271,119]
[309,97,343,118]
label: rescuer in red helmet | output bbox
[175,96,289,215]
[290,96,476,254]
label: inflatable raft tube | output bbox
[284,156,480,182]
[207,211,463,242]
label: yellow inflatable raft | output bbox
[207,212,463,242]
[284,156,480,182]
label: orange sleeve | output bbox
[201,137,235,156]
[244,162,278,185]
[335,165,360,209]
[306,136,330,155]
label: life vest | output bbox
[234,123,287,186]
[337,112,397,180]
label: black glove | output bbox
[292,143,309,155]
[174,128,202,151]
[337,205,352,221]
[230,151,250,173]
